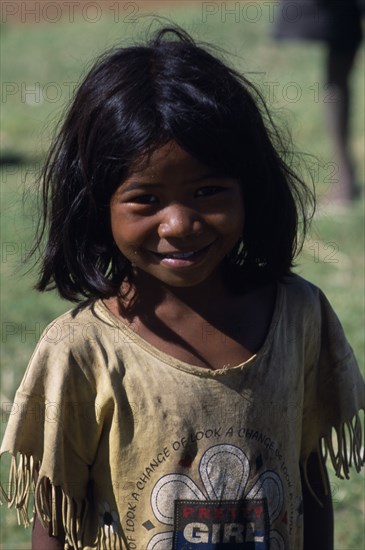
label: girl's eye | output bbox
[195,186,226,197]
[130,195,159,205]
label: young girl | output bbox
[1,26,364,550]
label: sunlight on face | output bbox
[110,142,244,289]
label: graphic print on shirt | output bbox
[146,444,285,549]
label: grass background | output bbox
[1,1,364,548]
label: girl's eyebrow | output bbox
[120,181,162,192]
[190,172,222,183]
[121,172,222,192]
[120,172,222,193]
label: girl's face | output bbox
[110,141,244,289]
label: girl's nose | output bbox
[158,204,204,238]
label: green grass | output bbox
[1,4,364,549]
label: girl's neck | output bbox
[104,271,277,371]
[119,268,236,321]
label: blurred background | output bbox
[1,1,364,548]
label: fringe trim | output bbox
[304,411,365,507]
[97,525,124,550]
[35,476,89,549]
[0,452,90,549]
[0,452,128,549]
[0,452,37,527]
[321,412,365,480]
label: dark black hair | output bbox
[34,25,315,301]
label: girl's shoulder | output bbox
[280,273,322,299]
[20,300,122,392]
[37,299,118,351]
[280,274,358,368]
[277,273,349,340]
[280,273,331,313]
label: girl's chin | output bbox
[131,264,224,291]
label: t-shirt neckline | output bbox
[95,282,283,378]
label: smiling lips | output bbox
[156,250,198,259]
[149,244,213,266]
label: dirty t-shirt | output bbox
[1,275,364,549]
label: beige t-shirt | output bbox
[1,275,364,549]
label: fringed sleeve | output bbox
[301,289,365,501]
[0,320,102,548]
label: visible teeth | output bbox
[165,251,195,259]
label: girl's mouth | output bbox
[149,244,214,267]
